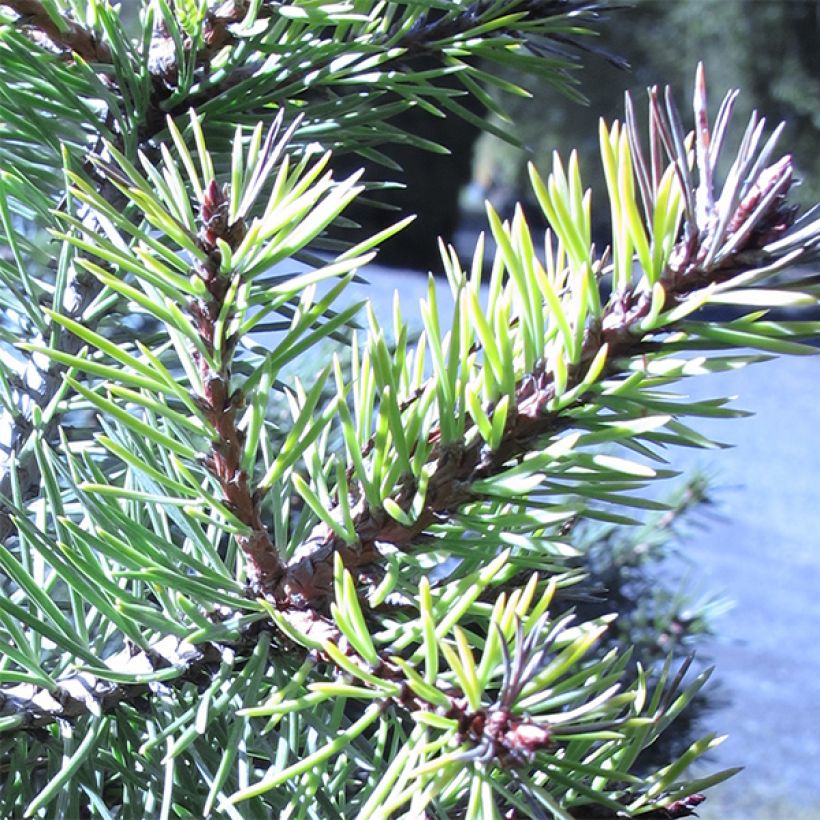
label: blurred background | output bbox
[354,0,820,273]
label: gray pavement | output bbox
[674,353,820,819]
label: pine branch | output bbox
[191,178,287,589]
[6,0,609,127]
[0,548,711,820]
[149,0,610,139]
[3,75,811,764]
[274,129,806,607]
[1,20,817,807]
[0,0,608,551]
[0,629,228,730]
[0,178,122,541]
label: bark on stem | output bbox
[1,0,111,61]
[192,180,286,592]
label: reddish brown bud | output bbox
[199,180,231,250]
[727,155,793,239]
[504,720,551,753]
[202,179,226,217]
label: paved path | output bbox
[674,353,820,819]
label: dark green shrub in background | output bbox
[473,1,820,232]
[0,1,818,817]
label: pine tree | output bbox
[0,1,818,817]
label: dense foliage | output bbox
[0,1,818,817]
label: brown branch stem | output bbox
[1,0,111,61]
[193,180,286,591]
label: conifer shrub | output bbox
[0,1,818,817]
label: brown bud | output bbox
[199,180,230,249]
[201,179,227,218]
[504,720,551,753]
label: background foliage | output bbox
[473,0,820,238]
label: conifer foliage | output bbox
[0,1,818,817]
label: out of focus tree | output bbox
[474,0,820,230]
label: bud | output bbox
[199,179,230,249]
[727,155,795,249]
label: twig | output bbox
[192,179,286,590]
[1,0,111,61]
